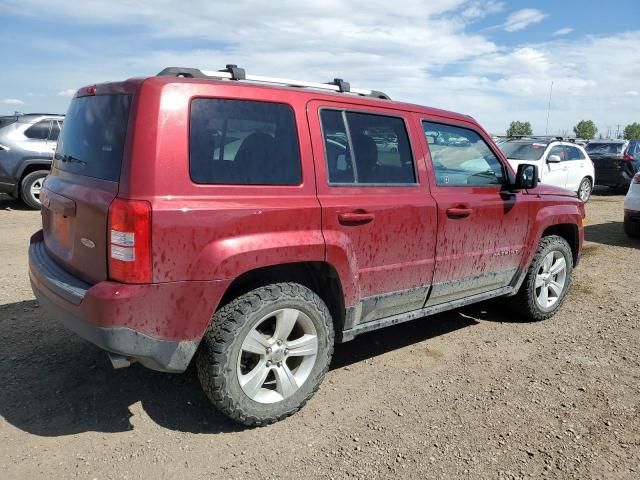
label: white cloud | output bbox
[624,90,639,97]
[57,89,76,97]
[0,1,638,134]
[1,98,24,105]
[552,27,573,36]
[504,8,546,32]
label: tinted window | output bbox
[48,120,62,141]
[0,116,18,129]
[54,95,132,181]
[586,143,625,155]
[499,141,548,160]
[320,109,416,185]
[190,99,301,185]
[548,145,566,161]
[24,120,51,140]
[320,110,354,183]
[423,121,505,187]
[565,146,583,160]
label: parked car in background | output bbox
[624,172,640,238]
[0,113,64,208]
[586,139,640,190]
[499,138,595,202]
[29,65,585,426]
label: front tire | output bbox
[577,177,592,202]
[20,170,48,210]
[196,283,334,426]
[512,235,573,321]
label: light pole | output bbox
[545,81,554,135]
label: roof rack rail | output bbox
[157,64,391,100]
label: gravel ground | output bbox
[0,190,639,479]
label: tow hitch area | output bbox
[108,352,135,369]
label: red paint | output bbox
[37,74,585,344]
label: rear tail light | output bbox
[108,198,152,283]
[623,152,634,161]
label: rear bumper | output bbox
[28,231,229,373]
[594,169,631,187]
[594,163,639,187]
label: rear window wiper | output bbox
[55,153,87,166]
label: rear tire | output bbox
[512,235,573,321]
[20,170,48,210]
[196,282,334,426]
[577,177,592,202]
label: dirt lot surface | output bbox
[1,190,639,479]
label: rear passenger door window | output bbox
[320,109,416,185]
[190,99,301,185]
[422,121,504,186]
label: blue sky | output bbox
[1,0,639,135]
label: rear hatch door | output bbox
[41,93,133,284]
[588,143,625,170]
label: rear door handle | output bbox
[446,207,473,218]
[338,212,375,225]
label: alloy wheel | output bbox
[237,308,318,404]
[535,251,567,308]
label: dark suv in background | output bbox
[0,113,64,208]
[587,139,640,189]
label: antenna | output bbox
[545,81,553,135]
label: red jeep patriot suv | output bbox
[29,65,585,426]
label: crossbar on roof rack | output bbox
[157,65,391,100]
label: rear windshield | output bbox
[498,141,548,160]
[54,95,132,181]
[0,116,18,129]
[586,143,624,155]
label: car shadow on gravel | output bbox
[1,299,482,437]
[0,194,30,211]
[585,222,639,248]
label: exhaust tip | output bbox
[108,352,134,369]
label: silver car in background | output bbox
[0,113,64,209]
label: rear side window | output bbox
[24,120,51,140]
[190,99,301,185]
[320,109,416,185]
[423,121,505,187]
[54,95,132,181]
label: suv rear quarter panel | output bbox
[121,79,324,284]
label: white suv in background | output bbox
[624,172,640,238]
[499,138,595,202]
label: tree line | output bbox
[506,120,640,140]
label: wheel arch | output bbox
[216,261,347,338]
[17,159,52,181]
[541,223,579,266]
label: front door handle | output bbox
[338,211,375,225]
[446,207,473,218]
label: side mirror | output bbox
[547,154,561,163]
[514,163,539,190]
